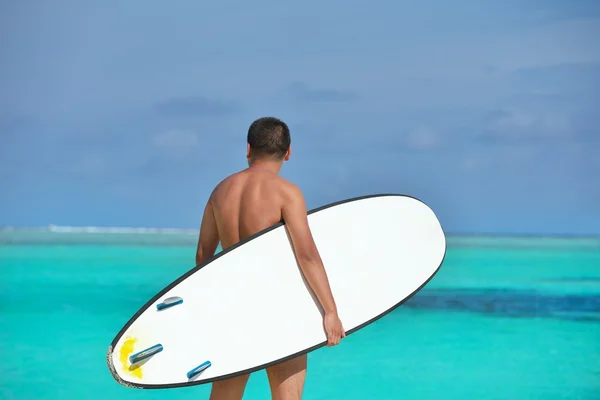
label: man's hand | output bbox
[323,311,346,347]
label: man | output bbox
[195,117,345,400]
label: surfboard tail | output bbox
[106,345,141,389]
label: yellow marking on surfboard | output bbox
[119,336,143,379]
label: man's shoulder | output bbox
[276,177,304,200]
[216,171,242,186]
[210,171,243,199]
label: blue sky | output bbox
[1,0,599,235]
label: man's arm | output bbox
[195,199,220,266]
[281,184,338,315]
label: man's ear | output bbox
[284,146,291,161]
[246,144,251,159]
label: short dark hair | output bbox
[247,117,291,160]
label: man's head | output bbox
[246,117,291,165]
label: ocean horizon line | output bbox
[0,224,599,240]
[0,225,200,235]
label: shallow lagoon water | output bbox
[1,232,598,399]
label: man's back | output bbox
[210,169,290,249]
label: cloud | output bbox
[404,127,439,150]
[152,96,240,117]
[526,2,600,23]
[511,62,600,88]
[0,114,37,136]
[477,108,572,143]
[69,154,109,176]
[505,63,600,108]
[288,82,356,103]
[460,155,491,173]
[360,126,440,152]
[151,129,200,159]
[63,129,203,179]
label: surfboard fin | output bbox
[156,296,183,310]
[129,344,163,364]
[186,361,212,380]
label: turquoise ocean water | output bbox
[1,229,599,399]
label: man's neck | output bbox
[248,159,283,175]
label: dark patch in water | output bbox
[405,288,600,322]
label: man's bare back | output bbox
[195,117,345,400]
[210,169,292,250]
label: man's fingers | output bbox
[333,331,341,345]
[328,331,337,347]
[325,323,346,347]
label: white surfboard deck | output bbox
[106,194,446,389]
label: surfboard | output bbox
[106,194,446,389]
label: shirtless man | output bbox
[194,117,346,400]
